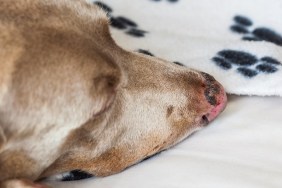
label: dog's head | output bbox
[0,0,226,181]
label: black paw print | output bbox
[151,0,179,3]
[137,49,185,66]
[94,1,148,37]
[212,50,281,78]
[61,170,93,181]
[137,49,155,56]
[231,15,282,46]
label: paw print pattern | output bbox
[94,1,112,13]
[137,49,185,66]
[94,1,148,37]
[61,170,93,181]
[137,49,155,56]
[151,0,179,3]
[231,15,282,46]
[212,50,281,78]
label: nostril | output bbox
[201,115,209,125]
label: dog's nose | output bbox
[200,72,227,123]
[202,73,220,106]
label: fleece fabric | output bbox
[91,0,282,96]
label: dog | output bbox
[0,0,227,187]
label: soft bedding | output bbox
[48,0,282,187]
[96,0,282,96]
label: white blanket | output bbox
[93,0,282,96]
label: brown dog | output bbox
[0,0,227,187]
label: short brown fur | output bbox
[0,0,226,187]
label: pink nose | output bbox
[201,72,227,123]
[206,89,227,122]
